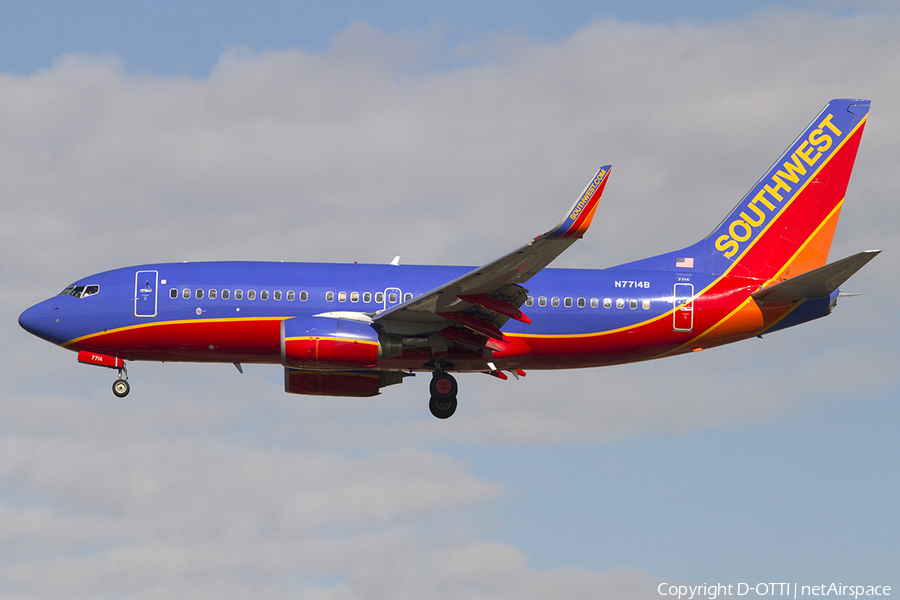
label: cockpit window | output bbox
[58,284,100,298]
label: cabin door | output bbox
[673,283,694,332]
[134,270,159,317]
[383,287,403,310]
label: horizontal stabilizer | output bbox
[752,250,880,303]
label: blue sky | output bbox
[470,393,899,582]
[1,0,855,76]
[2,1,899,598]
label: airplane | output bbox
[19,99,878,419]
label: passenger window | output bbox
[375,292,384,303]
[616,298,625,309]
[326,291,334,302]
[404,293,412,301]
[183,288,190,299]
[235,290,243,300]
[350,291,359,303]
[642,299,651,310]
[629,299,638,309]
[577,297,586,308]
[551,297,560,307]
[526,296,534,307]
[363,292,371,303]
[287,290,294,301]
[564,297,573,308]
[300,291,308,301]
[222,289,230,300]
[603,298,612,309]
[209,289,217,300]
[388,293,398,303]
[195,289,204,299]
[338,291,346,302]
[590,298,599,308]
[538,296,547,307]
[248,290,256,300]
[170,288,177,299]
[260,290,269,300]
[274,290,282,301]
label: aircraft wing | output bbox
[373,166,611,344]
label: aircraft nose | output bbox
[18,301,58,343]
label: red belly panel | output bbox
[67,318,284,363]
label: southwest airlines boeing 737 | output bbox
[19,99,878,418]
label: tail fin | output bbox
[707,99,870,281]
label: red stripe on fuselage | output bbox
[65,318,284,363]
[496,279,799,370]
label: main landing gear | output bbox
[429,372,458,419]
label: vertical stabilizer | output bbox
[706,99,870,282]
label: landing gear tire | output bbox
[112,378,130,398]
[429,372,458,419]
[430,373,458,400]
[430,394,457,419]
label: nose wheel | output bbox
[113,378,131,398]
[112,364,130,397]
[75,351,131,398]
[429,372,458,419]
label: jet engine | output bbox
[280,316,386,370]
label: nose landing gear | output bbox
[77,351,130,398]
[111,362,130,397]
[112,375,130,398]
[429,372,458,419]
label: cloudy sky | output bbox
[2,1,899,598]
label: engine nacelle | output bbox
[281,317,380,370]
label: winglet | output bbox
[545,165,611,239]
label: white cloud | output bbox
[2,9,900,597]
[0,388,660,598]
